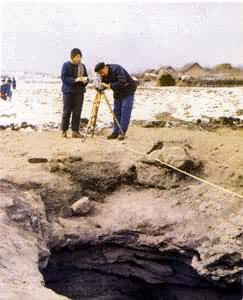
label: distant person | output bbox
[12,77,16,89]
[61,48,89,138]
[0,79,9,101]
[7,78,12,100]
[7,77,12,86]
[94,62,137,140]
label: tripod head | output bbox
[91,74,107,93]
[95,87,106,94]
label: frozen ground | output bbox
[0,80,243,128]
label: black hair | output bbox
[70,48,82,59]
[95,62,106,72]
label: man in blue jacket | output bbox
[12,77,16,90]
[1,79,10,101]
[94,62,137,140]
[61,48,88,138]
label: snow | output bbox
[1,79,243,129]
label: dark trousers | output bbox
[61,93,84,132]
[113,94,134,135]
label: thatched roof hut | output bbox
[212,63,233,73]
[179,62,205,76]
[144,68,156,74]
[156,69,177,86]
[143,72,157,82]
[209,63,243,78]
[156,66,175,75]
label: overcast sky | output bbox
[1,1,243,75]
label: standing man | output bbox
[0,79,8,100]
[94,62,137,140]
[0,78,11,101]
[61,48,89,138]
[7,78,12,100]
[12,77,16,90]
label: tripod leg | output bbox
[82,93,100,142]
[91,93,101,136]
[102,93,125,136]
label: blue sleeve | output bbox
[110,66,128,90]
[6,85,10,95]
[61,63,76,86]
[1,85,8,94]
[83,64,89,87]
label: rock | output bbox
[147,141,164,154]
[83,190,105,203]
[38,248,51,269]
[208,116,243,127]
[21,121,29,128]
[149,144,201,171]
[236,109,243,116]
[136,161,168,189]
[80,117,89,128]
[136,142,202,189]
[60,206,73,218]
[48,163,60,172]
[67,155,83,163]
[11,124,21,131]
[142,120,167,128]
[48,155,83,172]
[51,155,83,164]
[28,157,48,163]
[71,197,93,216]
[0,181,66,299]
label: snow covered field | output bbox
[1,80,243,129]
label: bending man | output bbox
[94,62,137,140]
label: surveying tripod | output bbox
[82,91,124,142]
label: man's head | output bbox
[95,62,109,77]
[70,48,82,64]
[1,78,6,83]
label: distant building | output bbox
[156,69,177,86]
[179,63,205,77]
[209,63,243,78]
[156,66,176,75]
[212,63,233,73]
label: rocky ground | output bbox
[0,125,243,300]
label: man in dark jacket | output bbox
[1,79,10,101]
[7,78,12,100]
[61,48,89,138]
[12,77,16,90]
[94,62,137,140]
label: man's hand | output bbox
[75,77,82,82]
[75,76,88,83]
[101,83,110,89]
[80,77,88,84]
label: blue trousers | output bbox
[113,94,134,135]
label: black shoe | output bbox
[118,135,125,141]
[107,133,118,140]
[61,131,67,138]
[72,131,84,138]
